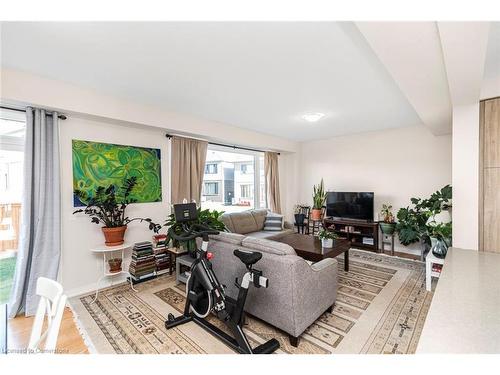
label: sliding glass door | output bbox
[0,109,26,304]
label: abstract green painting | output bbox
[72,140,162,206]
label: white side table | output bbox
[90,242,136,303]
[426,251,445,291]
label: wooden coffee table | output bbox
[275,233,351,271]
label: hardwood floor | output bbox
[8,307,88,354]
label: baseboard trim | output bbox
[65,274,128,298]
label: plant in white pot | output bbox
[318,228,338,248]
[312,179,327,220]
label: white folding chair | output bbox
[27,277,67,353]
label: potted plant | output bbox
[379,204,396,235]
[293,204,306,225]
[165,206,227,257]
[73,176,161,247]
[318,228,338,248]
[396,185,452,257]
[311,179,327,220]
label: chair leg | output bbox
[289,335,300,347]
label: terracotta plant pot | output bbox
[108,258,122,273]
[311,209,322,220]
[102,225,127,246]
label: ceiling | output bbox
[0,22,437,141]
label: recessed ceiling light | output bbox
[301,112,325,122]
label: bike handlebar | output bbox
[168,223,220,242]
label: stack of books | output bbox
[129,241,156,282]
[152,235,170,276]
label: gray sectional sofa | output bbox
[207,229,338,346]
[220,209,293,240]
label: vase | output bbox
[294,213,305,225]
[321,238,334,248]
[102,225,127,246]
[431,236,448,258]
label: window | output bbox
[204,181,219,195]
[205,163,218,174]
[240,184,252,198]
[201,146,266,213]
[0,109,26,304]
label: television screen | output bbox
[326,192,374,221]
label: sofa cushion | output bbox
[245,229,293,240]
[241,236,296,256]
[251,209,269,230]
[263,212,284,231]
[210,231,245,245]
[220,214,235,233]
[228,211,259,234]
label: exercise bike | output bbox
[165,203,280,354]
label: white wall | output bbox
[295,125,452,254]
[1,68,298,154]
[452,104,480,250]
[59,116,170,296]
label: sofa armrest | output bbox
[311,258,337,272]
[290,258,338,337]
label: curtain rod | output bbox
[0,105,67,120]
[165,134,280,155]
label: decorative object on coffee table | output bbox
[311,179,327,220]
[318,228,338,248]
[73,177,161,246]
[275,233,351,271]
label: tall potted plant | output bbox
[379,204,396,235]
[311,179,327,220]
[73,177,161,246]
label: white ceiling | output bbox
[1,22,425,141]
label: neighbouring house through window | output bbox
[0,109,26,304]
[201,145,266,213]
[205,163,218,174]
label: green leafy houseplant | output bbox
[318,228,338,248]
[73,176,161,246]
[312,179,327,220]
[396,185,452,247]
[165,207,227,255]
[379,204,397,235]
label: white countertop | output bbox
[417,247,500,353]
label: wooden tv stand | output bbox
[323,218,379,253]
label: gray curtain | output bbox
[264,151,282,214]
[170,136,208,204]
[9,108,61,317]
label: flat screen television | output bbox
[326,192,374,222]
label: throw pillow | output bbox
[263,212,284,231]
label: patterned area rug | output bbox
[69,249,433,354]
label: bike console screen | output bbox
[173,203,198,223]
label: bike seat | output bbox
[233,249,262,266]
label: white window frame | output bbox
[206,144,266,209]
